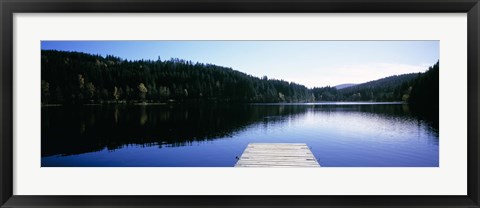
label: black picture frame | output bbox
[1,0,479,207]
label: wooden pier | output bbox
[235,143,320,167]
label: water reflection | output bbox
[41,103,439,167]
[42,104,310,156]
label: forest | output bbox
[41,50,439,107]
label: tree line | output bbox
[41,50,438,106]
[311,73,421,102]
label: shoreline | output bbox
[41,101,407,107]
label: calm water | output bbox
[41,103,439,167]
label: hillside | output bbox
[338,73,421,102]
[41,50,313,104]
[41,50,437,104]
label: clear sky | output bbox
[41,41,439,88]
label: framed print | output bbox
[1,0,479,207]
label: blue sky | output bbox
[41,41,439,88]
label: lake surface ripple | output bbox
[42,103,439,167]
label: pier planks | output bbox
[235,143,320,167]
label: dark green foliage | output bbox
[41,50,315,104]
[41,50,438,106]
[408,61,439,106]
[310,74,421,102]
[338,73,420,102]
[408,61,439,127]
[311,86,339,101]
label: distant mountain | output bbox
[335,83,357,89]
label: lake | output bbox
[41,103,439,167]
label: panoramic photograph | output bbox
[41,41,439,167]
